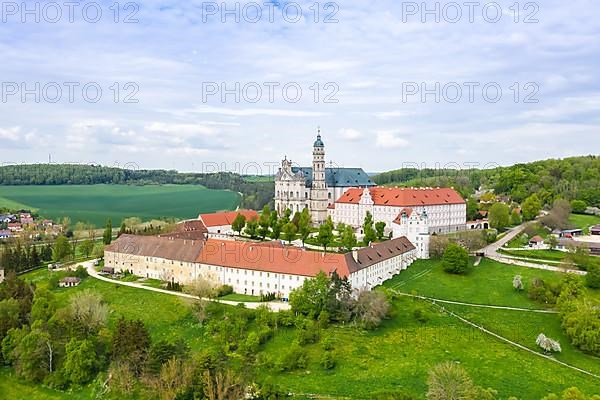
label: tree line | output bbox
[373,155,600,207]
[0,164,274,210]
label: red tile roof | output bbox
[393,208,413,224]
[530,235,544,243]
[196,236,416,277]
[335,187,465,207]
[197,239,350,277]
[198,210,259,227]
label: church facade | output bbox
[274,131,375,225]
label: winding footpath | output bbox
[82,260,291,311]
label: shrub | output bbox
[570,200,588,214]
[320,351,335,370]
[413,306,430,324]
[260,292,276,302]
[527,278,560,304]
[427,362,476,400]
[166,281,182,292]
[275,343,307,372]
[276,310,295,327]
[513,275,524,291]
[585,263,600,289]
[442,243,470,275]
[296,323,319,346]
[72,266,88,279]
[216,285,234,297]
[372,390,418,400]
[321,336,335,351]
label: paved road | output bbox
[83,260,291,311]
[479,223,585,275]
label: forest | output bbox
[373,156,600,207]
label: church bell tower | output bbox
[310,128,328,225]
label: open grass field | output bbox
[5,259,599,400]
[383,257,567,308]
[0,184,241,225]
[498,249,568,262]
[258,297,599,399]
[569,213,600,231]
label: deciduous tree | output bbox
[103,219,113,245]
[282,222,297,244]
[363,212,376,245]
[352,291,389,330]
[442,243,470,275]
[522,194,542,221]
[298,208,312,246]
[63,338,98,385]
[231,213,246,235]
[489,203,510,231]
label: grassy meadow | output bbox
[4,258,599,399]
[0,184,241,225]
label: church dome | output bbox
[313,134,324,147]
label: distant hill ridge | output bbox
[373,155,600,207]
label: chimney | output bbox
[352,249,359,262]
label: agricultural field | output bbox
[0,184,241,226]
[4,258,599,400]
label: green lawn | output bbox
[383,257,566,309]
[499,249,568,262]
[569,213,600,232]
[0,368,94,400]
[257,297,599,399]
[10,259,600,400]
[444,304,600,377]
[0,184,241,226]
[22,269,205,349]
[219,293,261,302]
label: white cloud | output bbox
[181,106,330,118]
[375,130,410,149]
[1,0,599,170]
[375,110,415,119]
[337,128,363,141]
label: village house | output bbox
[529,235,545,248]
[0,230,13,240]
[59,277,81,288]
[7,222,22,232]
[0,214,16,224]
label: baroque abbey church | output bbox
[274,130,375,225]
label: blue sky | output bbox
[1,0,599,173]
